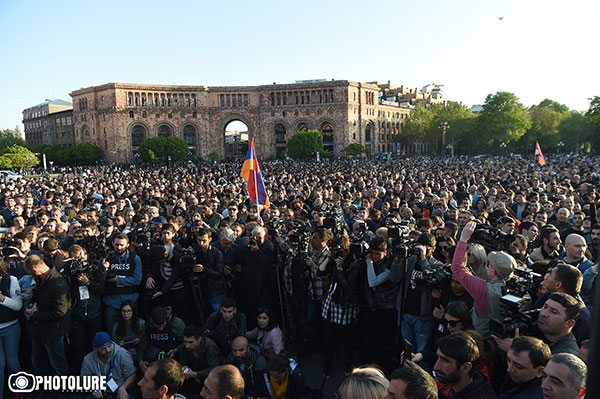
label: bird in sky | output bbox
[498,16,505,21]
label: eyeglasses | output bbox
[466,252,473,256]
[442,318,461,327]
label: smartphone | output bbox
[403,339,412,359]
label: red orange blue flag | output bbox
[534,141,546,166]
[240,138,270,209]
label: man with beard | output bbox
[171,325,220,397]
[529,227,561,262]
[81,331,136,399]
[101,233,143,332]
[226,336,266,395]
[433,333,495,399]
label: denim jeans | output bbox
[208,294,225,313]
[0,321,21,396]
[30,332,69,376]
[401,314,435,355]
[103,305,121,332]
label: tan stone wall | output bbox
[71,81,412,163]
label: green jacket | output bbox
[174,336,220,382]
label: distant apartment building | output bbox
[374,81,444,108]
[22,99,75,147]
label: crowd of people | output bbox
[0,154,596,399]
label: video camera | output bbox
[131,223,153,251]
[411,263,452,290]
[505,267,542,299]
[489,293,540,338]
[266,217,283,238]
[321,205,346,236]
[179,247,197,269]
[288,223,314,258]
[471,224,515,252]
[62,257,93,279]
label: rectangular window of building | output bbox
[232,95,237,107]
[220,94,225,107]
[226,95,231,107]
[270,93,275,106]
[243,94,248,107]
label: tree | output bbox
[478,91,532,149]
[0,146,39,168]
[67,143,103,165]
[538,99,569,113]
[344,143,366,156]
[396,104,433,146]
[138,137,189,163]
[526,105,565,144]
[587,96,600,152]
[557,111,591,152]
[0,127,26,151]
[207,151,220,160]
[287,130,324,159]
[428,102,476,154]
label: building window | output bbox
[101,96,105,105]
[232,95,237,107]
[129,111,134,118]
[158,125,171,137]
[243,94,248,107]
[270,93,275,106]
[365,124,372,142]
[132,126,145,146]
[220,94,225,107]
[275,124,286,144]
[226,95,231,107]
[192,111,197,118]
[168,113,172,119]
[183,125,196,146]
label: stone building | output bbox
[22,99,75,147]
[70,80,415,163]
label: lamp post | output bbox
[557,141,565,153]
[440,121,449,155]
[500,142,507,155]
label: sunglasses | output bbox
[442,318,461,327]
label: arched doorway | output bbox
[131,125,146,147]
[274,123,287,158]
[224,120,249,159]
[183,125,197,153]
[320,122,334,155]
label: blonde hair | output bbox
[466,243,488,280]
[339,367,389,399]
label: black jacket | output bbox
[498,377,542,399]
[64,261,106,321]
[29,267,71,342]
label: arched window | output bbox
[296,122,308,132]
[365,123,372,142]
[321,122,334,153]
[132,126,145,146]
[183,125,196,146]
[158,125,171,137]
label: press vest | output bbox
[104,251,138,295]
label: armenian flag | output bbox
[240,138,270,209]
[534,141,546,166]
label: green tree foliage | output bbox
[344,143,366,156]
[538,99,569,113]
[138,137,189,163]
[287,130,324,158]
[0,157,11,169]
[31,143,103,165]
[557,111,591,152]
[587,96,600,152]
[207,151,220,160]
[0,127,26,151]
[526,105,566,144]
[396,104,432,146]
[478,91,532,148]
[0,146,39,168]
[428,102,476,153]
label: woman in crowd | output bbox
[466,243,489,280]
[338,367,389,399]
[0,257,23,399]
[246,307,284,360]
[111,300,147,363]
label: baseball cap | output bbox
[488,251,516,280]
[92,332,112,348]
[151,306,168,325]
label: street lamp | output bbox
[500,142,507,155]
[439,121,449,154]
[557,141,565,153]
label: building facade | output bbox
[70,80,417,163]
[22,99,75,148]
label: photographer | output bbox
[191,228,225,313]
[4,232,31,279]
[235,226,276,330]
[321,234,360,375]
[391,232,444,359]
[451,221,516,339]
[101,233,143,332]
[64,244,107,373]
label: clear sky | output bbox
[1,0,598,134]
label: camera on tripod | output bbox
[179,247,197,269]
[288,224,314,258]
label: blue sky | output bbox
[1,0,598,133]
